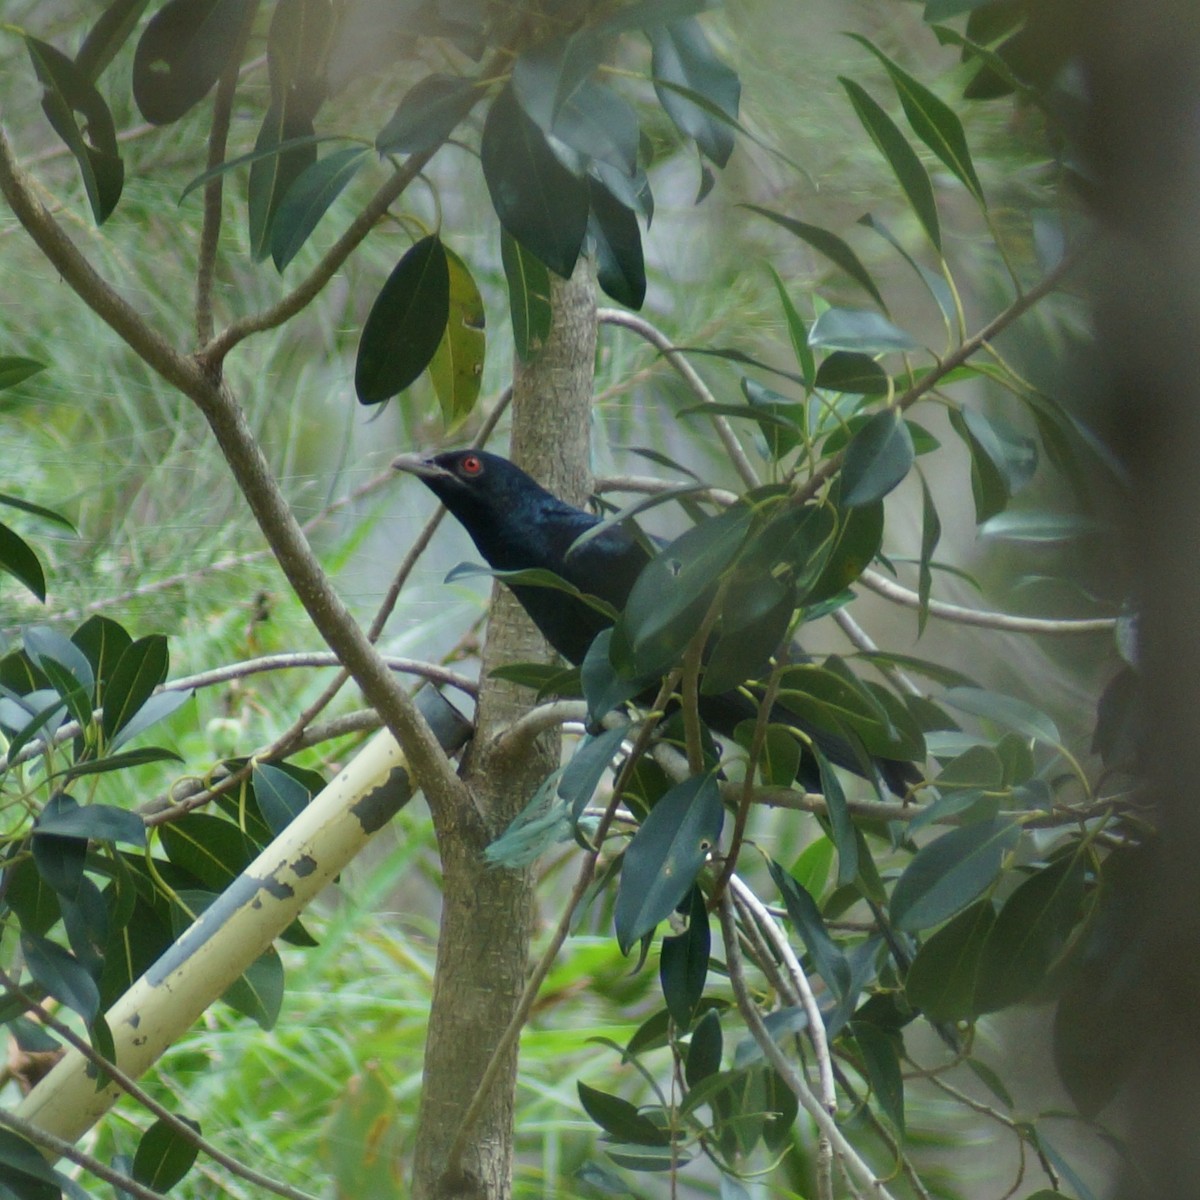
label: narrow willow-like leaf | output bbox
[0,358,47,392]
[271,145,369,271]
[376,73,482,155]
[917,469,941,634]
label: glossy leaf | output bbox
[35,800,146,846]
[223,946,285,1029]
[271,145,369,271]
[481,84,589,279]
[917,471,941,635]
[941,686,1060,745]
[132,1116,201,1192]
[582,629,648,726]
[62,746,183,781]
[975,856,1086,1012]
[650,19,740,167]
[355,235,450,404]
[132,0,257,125]
[0,358,47,392]
[253,762,312,836]
[840,409,915,507]
[769,860,851,997]
[33,796,87,901]
[814,351,889,395]
[560,725,628,822]
[26,37,124,224]
[809,308,919,354]
[376,73,482,155]
[685,1007,722,1087]
[76,0,152,81]
[101,634,169,745]
[744,205,885,309]
[577,1081,672,1146]
[614,506,752,678]
[501,229,553,361]
[161,813,259,891]
[905,897,996,1021]
[71,614,132,685]
[429,246,487,426]
[110,688,192,750]
[890,817,1019,931]
[741,377,805,460]
[858,212,956,323]
[614,773,723,954]
[248,100,316,262]
[0,522,47,601]
[552,80,640,175]
[588,177,646,310]
[21,931,100,1022]
[802,493,883,604]
[0,1129,62,1200]
[840,77,941,251]
[660,887,710,1029]
[851,35,985,205]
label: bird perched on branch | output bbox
[393,449,918,797]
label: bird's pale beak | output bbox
[391,453,450,481]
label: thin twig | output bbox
[0,972,318,1200]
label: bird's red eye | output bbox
[460,454,483,477]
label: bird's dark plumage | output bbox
[394,449,918,796]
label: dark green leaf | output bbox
[840,409,915,507]
[161,812,259,891]
[660,886,709,1029]
[178,131,338,202]
[743,205,885,309]
[553,81,640,175]
[35,800,146,846]
[62,746,183,782]
[975,856,1086,1012]
[132,0,257,125]
[501,229,553,361]
[271,145,370,271]
[615,506,752,678]
[71,614,131,683]
[740,377,805,460]
[26,36,124,223]
[858,213,956,322]
[650,19,740,167]
[560,725,629,822]
[814,351,889,395]
[840,78,941,251]
[685,1006,722,1087]
[766,266,815,387]
[0,358,46,392]
[890,818,1019,931]
[851,1020,905,1134]
[942,686,1060,745]
[816,747,859,886]
[0,1129,61,1200]
[581,630,648,727]
[481,84,588,279]
[355,234,450,404]
[132,1116,201,1192]
[428,246,487,426]
[769,860,851,996]
[588,178,646,310]
[21,931,100,1022]
[33,796,87,900]
[5,856,61,936]
[248,99,316,262]
[252,762,312,836]
[802,493,883,604]
[850,35,985,205]
[109,688,191,751]
[445,561,618,620]
[223,946,284,1029]
[614,774,723,953]
[917,471,941,635]
[905,897,995,1021]
[60,877,108,978]
[809,308,919,354]
[77,0,152,82]
[577,1081,672,1146]
[0,523,47,601]
[24,626,94,693]
[376,73,482,155]
[101,635,169,745]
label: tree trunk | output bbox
[411,261,597,1199]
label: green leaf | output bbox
[77,0,152,82]
[0,1129,62,1200]
[0,494,72,530]
[850,34,986,205]
[161,813,259,891]
[614,506,753,678]
[769,860,851,997]
[0,358,47,392]
[840,409,915,507]
[975,856,1086,1012]
[21,931,100,1023]
[26,36,124,223]
[33,796,87,900]
[979,510,1104,543]
[552,80,640,175]
[35,800,146,846]
[941,686,1060,745]
[271,145,370,271]
[0,522,47,601]
[890,817,1019,931]
[376,73,483,155]
[766,266,816,387]
[132,0,257,125]
[110,688,191,750]
[614,773,723,954]
[101,634,169,745]
[816,748,859,886]
[840,77,941,251]
[582,630,648,727]
[858,213,956,323]
[650,19,740,167]
[428,246,487,426]
[588,178,646,310]
[248,99,316,262]
[560,725,629,822]
[132,1116,201,1192]
[743,205,886,309]
[355,234,450,404]
[501,229,553,361]
[445,562,618,621]
[481,84,589,279]
[814,351,889,395]
[851,1020,905,1134]
[577,1081,672,1147]
[685,1007,722,1087]
[905,897,996,1021]
[802,492,883,604]
[740,377,805,460]
[917,471,941,635]
[809,308,919,354]
[62,747,182,783]
[223,945,285,1029]
[660,886,710,1029]
[252,763,312,836]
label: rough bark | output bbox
[411,261,597,1199]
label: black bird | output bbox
[393,449,918,797]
